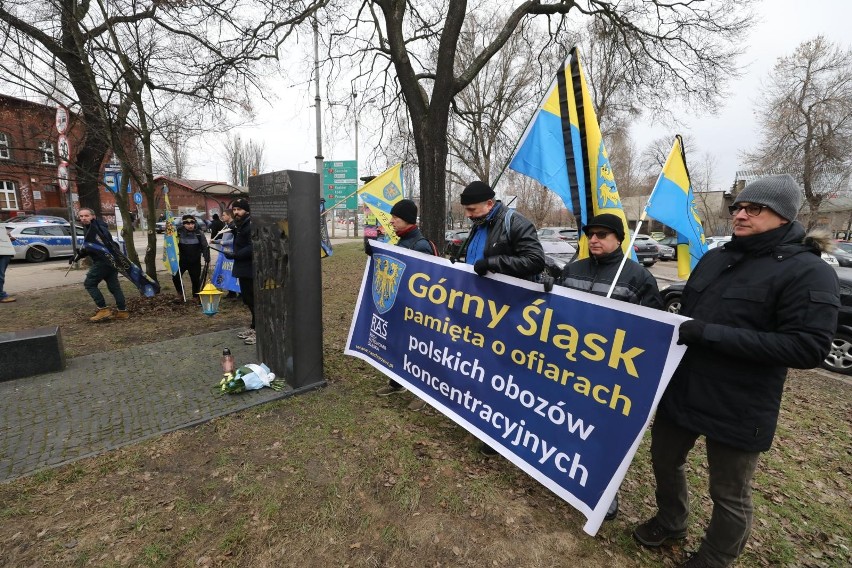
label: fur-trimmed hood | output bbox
[804,228,836,254]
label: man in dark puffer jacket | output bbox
[633,174,839,568]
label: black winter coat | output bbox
[462,203,545,279]
[659,222,839,451]
[175,227,210,266]
[395,227,435,255]
[560,249,663,309]
[231,215,253,279]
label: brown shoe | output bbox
[89,307,114,322]
[113,309,130,320]
[0,296,16,303]
[407,398,427,412]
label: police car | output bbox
[6,222,84,262]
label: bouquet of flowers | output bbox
[216,363,285,394]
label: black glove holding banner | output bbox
[677,319,706,345]
[473,258,490,276]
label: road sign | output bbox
[55,107,68,134]
[322,160,358,210]
[57,135,71,162]
[133,192,143,205]
[57,162,70,192]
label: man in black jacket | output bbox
[458,181,545,456]
[76,208,129,322]
[223,199,255,345]
[633,174,839,567]
[172,215,210,301]
[560,213,662,520]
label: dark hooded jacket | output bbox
[559,248,663,309]
[176,226,210,266]
[461,202,545,279]
[231,214,253,279]
[659,222,839,451]
[395,226,435,256]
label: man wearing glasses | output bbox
[559,212,662,521]
[172,215,210,302]
[634,174,839,567]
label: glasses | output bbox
[587,230,613,240]
[183,220,196,224]
[728,204,768,217]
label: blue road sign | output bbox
[133,192,143,204]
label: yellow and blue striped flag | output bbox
[509,47,631,259]
[162,187,180,275]
[645,135,708,279]
[359,163,404,244]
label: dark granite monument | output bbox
[248,170,325,391]
[0,326,66,381]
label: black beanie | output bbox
[231,198,250,212]
[460,181,496,205]
[390,199,418,225]
[583,213,626,242]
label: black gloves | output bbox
[68,257,75,265]
[473,258,490,276]
[677,319,706,345]
[542,275,554,293]
[223,251,235,260]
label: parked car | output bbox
[4,214,69,225]
[631,235,658,266]
[660,266,852,375]
[833,241,852,267]
[6,222,84,262]
[155,215,209,234]
[635,234,674,261]
[706,236,732,250]
[444,229,469,258]
[540,238,577,277]
[537,226,578,242]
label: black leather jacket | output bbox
[460,203,545,279]
[559,249,663,309]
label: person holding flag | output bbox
[76,208,129,322]
[557,212,662,520]
[358,163,405,245]
[171,215,210,302]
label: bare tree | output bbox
[224,135,267,186]
[326,1,753,244]
[746,36,852,225]
[154,116,193,178]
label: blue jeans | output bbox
[650,412,760,567]
[0,255,10,297]
[84,260,126,310]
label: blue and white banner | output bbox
[345,241,687,535]
[211,234,240,293]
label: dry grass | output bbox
[0,243,849,567]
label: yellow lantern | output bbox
[198,282,224,316]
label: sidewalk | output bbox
[0,329,297,483]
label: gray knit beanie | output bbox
[734,174,802,221]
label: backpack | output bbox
[418,237,440,256]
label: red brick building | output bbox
[153,177,247,220]
[0,93,136,221]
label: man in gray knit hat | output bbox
[633,174,839,567]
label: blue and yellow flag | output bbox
[162,187,180,275]
[359,163,404,244]
[645,135,708,279]
[509,47,631,259]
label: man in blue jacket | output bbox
[633,174,839,567]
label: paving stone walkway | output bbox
[0,329,294,482]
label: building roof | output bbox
[155,176,247,196]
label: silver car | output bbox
[7,222,84,262]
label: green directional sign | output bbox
[322,160,358,210]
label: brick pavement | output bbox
[0,329,296,482]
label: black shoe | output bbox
[633,517,688,548]
[479,443,498,457]
[604,494,619,521]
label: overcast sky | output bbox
[190,0,850,192]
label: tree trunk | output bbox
[414,127,449,246]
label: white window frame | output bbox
[39,140,56,165]
[0,180,19,210]
[0,132,9,160]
